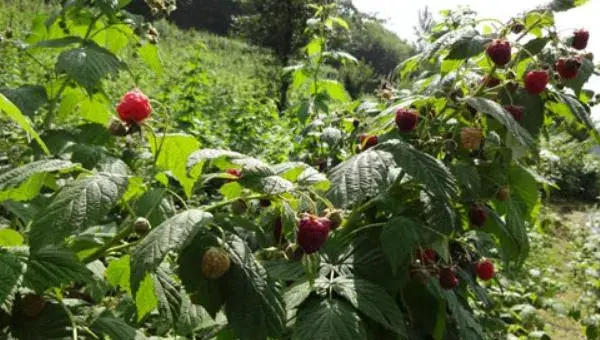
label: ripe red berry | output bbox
[116,89,152,124]
[226,168,241,178]
[358,134,378,149]
[416,248,437,264]
[439,267,459,290]
[297,214,331,254]
[504,105,524,122]
[482,75,501,88]
[572,29,589,50]
[524,70,549,94]
[469,203,488,227]
[486,39,512,66]
[395,108,419,132]
[497,186,510,201]
[555,57,581,80]
[476,259,495,281]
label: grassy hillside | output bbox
[0,0,293,162]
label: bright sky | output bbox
[353,0,600,118]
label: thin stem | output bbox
[57,296,78,340]
[43,79,69,129]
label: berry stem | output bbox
[83,221,133,264]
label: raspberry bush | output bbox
[0,0,599,339]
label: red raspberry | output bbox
[524,70,549,94]
[482,75,501,88]
[469,203,488,227]
[476,259,495,281]
[395,108,419,132]
[486,39,512,66]
[297,214,331,254]
[504,105,524,122]
[358,134,378,149]
[226,168,241,178]
[415,248,437,264]
[572,29,589,50]
[439,267,459,290]
[555,57,581,80]
[116,89,152,124]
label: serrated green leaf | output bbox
[139,43,163,74]
[293,298,367,340]
[0,93,50,155]
[1,85,48,117]
[243,175,294,195]
[148,133,201,198]
[153,266,184,325]
[453,162,481,198]
[284,281,312,310]
[220,182,243,199]
[445,30,488,60]
[314,80,350,102]
[564,58,594,95]
[56,42,126,93]
[222,233,286,340]
[130,209,213,295]
[105,254,131,294]
[0,160,75,192]
[484,210,523,263]
[443,289,484,339]
[505,88,545,138]
[333,276,407,336]
[135,188,176,228]
[187,149,247,177]
[516,38,548,61]
[28,36,84,49]
[29,173,128,249]
[0,228,24,246]
[175,290,203,336]
[79,92,113,125]
[263,260,305,281]
[382,139,457,199]
[380,217,421,274]
[136,273,158,320]
[177,231,225,317]
[24,246,93,293]
[508,165,540,217]
[421,191,456,235]
[90,310,144,340]
[0,250,24,305]
[554,91,597,132]
[327,150,395,208]
[297,167,330,190]
[466,97,536,148]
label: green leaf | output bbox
[175,290,204,336]
[0,93,50,155]
[243,175,294,195]
[327,150,396,208]
[516,38,548,61]
[297,167,330,190]
[554,91,597,131]
[139,43,163,74]
[284,281,312,311]
[505,88,545,138]
[445,30,488,60]
[507,165,540,216]
[79,92,113,125]
[453,162,481,198]
[153,266,184,325]
[443,289,484,339]
[382,139,457,199]
[187,149,247,177]
[333,276,408,336]
[549,0,590,11]
[222,234,286,340]
[465,97,536,148]
[136,273,158,320]
[0,159,75,192]
[421,191,456,235]
[29,173,128,249]
[293,298,367,340]
[0,228,24,246]
[500,196,530,265]
[28,36,84,49]
[24,246,93,293]
[56,42,126,94]
[484,210,524,263]
[130,209,213,295]
[135,188,176,228]
[90,310,144,340]
[105,254,131,294]
[315,80,350,102]
[1,85,48,117]
[177,231,225,317]
[148,133,201,198]
[0,250,24,305]
[380,217,421,274]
